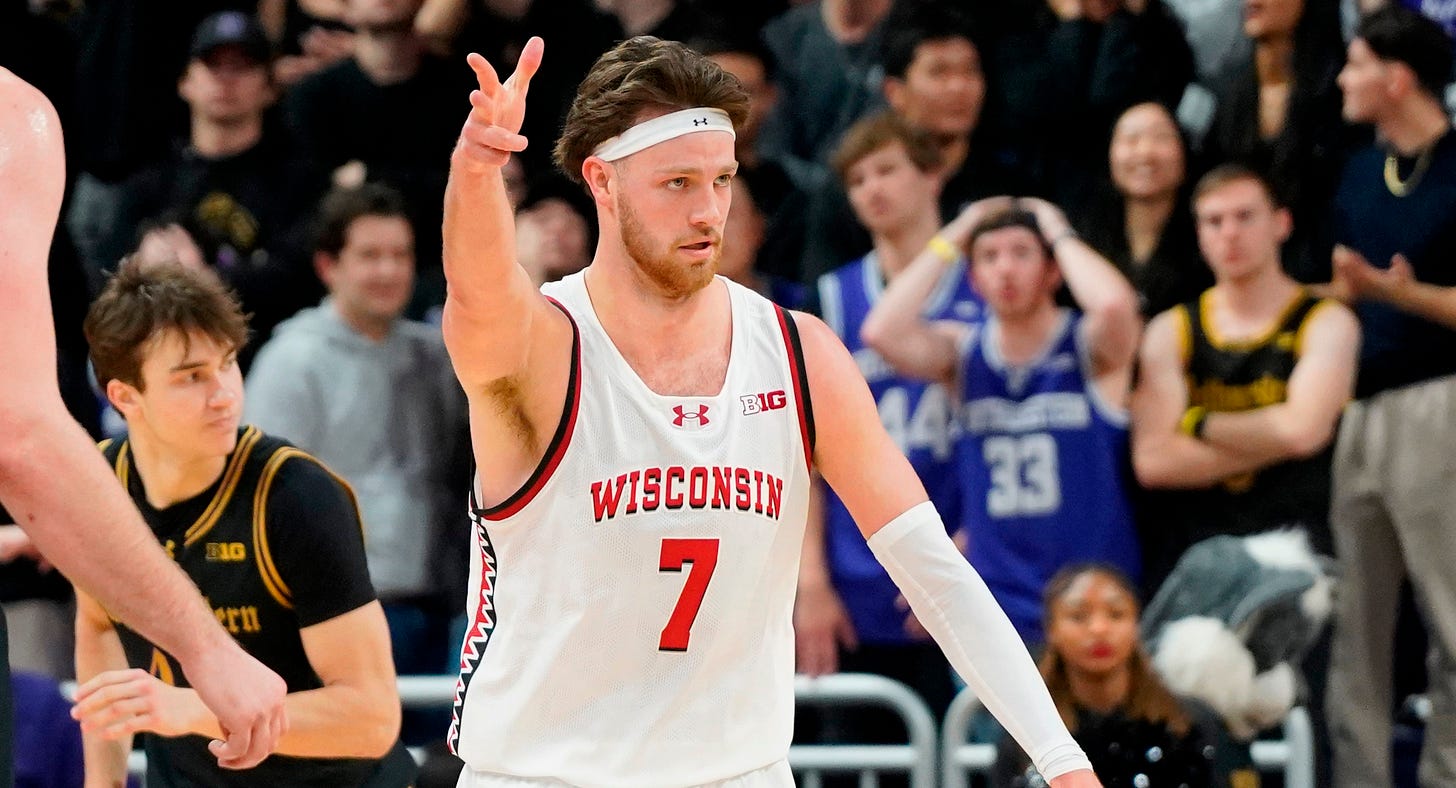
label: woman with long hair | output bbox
[1079,102,1213,319]
[994,563,1254,786]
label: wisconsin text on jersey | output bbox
[590,465,788,523]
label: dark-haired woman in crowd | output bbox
[994,564,1255,787]
[1203,0,1361,282]
[1079,102,1213,319]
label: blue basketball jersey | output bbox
[817,252,983,644]
[956,310,1140,643]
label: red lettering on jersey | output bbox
[624,469,641,514]
[766,475,784,520]
[591,466,788,521]
[642,467,662,511]
[734,468,752,510]
[711,466,732,509]
[591,474,627,521]
[688,466,710,508]
[665,466,686,508]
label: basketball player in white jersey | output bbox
[440,36,1102,788]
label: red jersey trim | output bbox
[474,298,582,521]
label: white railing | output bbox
[940,687,1315,788]
[789,674,938,788]
[69,674,1334,787]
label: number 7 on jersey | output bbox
[658,538,719,651]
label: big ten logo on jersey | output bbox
[878,384,954,460]
[205,541,247,562]
[740,390,787,416]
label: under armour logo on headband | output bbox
[592,108,736,162]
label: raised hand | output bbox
[457,37,545,172]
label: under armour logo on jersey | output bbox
[671,404,711,428]
[692,117,709,126]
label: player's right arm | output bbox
[1130,309,1283,488]
[0,69,285,770]
[74,589,133,788]
[440,38,577,504]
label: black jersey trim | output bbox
[474,298,582,521]
[774,306,816,468]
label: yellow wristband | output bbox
[926,235,959,264]
[1179,406,1208,438]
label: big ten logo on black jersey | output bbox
[852,347,955,461]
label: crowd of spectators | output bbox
[4,0,1456,785]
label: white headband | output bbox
[591,107,735,162]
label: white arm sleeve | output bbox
[867,501,1093,780]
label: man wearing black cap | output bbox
[100,11,326,364]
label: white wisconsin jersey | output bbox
[450,272,814,787]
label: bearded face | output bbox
[615,173,724,299]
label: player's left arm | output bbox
[1199,301,1360,460]
[793,312,1100,788]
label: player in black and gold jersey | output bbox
[1131,164,1360,587]
[71,259,415,787]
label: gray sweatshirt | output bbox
[244,300,465,599]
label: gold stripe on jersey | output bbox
[184,426,262,546]
[1294,299,1337,357]
[114,443,130,486]
[253,447,300,609]
[98,438,114,453]
[249,445,365,610]
[1197,288,1310,350]
[1174,305,1194,364]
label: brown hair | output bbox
[85,258,250,391]
[830,110,943,184]
[1191,163,1282,210]
[553,36,750,186]
[1039,563,1193,737]
[967,206,1054,262]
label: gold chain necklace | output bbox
[1385,146,1436,197]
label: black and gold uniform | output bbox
[100,426,414,787]
[1146,289,1337,583]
